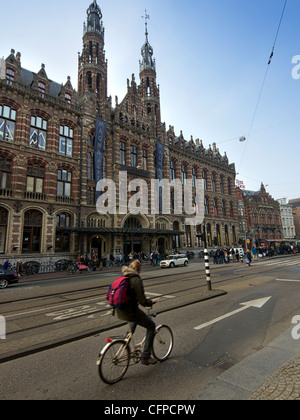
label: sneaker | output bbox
[141,356,158,365]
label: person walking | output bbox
[3,259,10,270]
[16,259,25,276]
[109,253,115,267]
[116,260,157,365]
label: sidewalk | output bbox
[250,349,300,400]
[193,326,300,400]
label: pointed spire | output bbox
[140,10,156,73]
[84,0,104,37]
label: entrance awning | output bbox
[56,227,184,236]
[266,239,293,243]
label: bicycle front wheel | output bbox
[98,340,130,385]
[153,325,174,362]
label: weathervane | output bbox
[142,9,150,37]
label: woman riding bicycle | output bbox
[116,260,157,365]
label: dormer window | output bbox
[6,69,14,86]
[38,81,45,98]
[65,93,71,104]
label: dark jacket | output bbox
[116,266,153,322]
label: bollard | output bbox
[204,249,212,291]
[0,315,6,340]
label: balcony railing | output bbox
[56,195,74,204]
[0,188,12,197]
[25,191,46,201]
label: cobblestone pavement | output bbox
[249,352,300,400]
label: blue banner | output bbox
[95,119,107,200]
[156,142,164,212]
[156,142,164,181]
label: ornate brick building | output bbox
[0,1,239,264]
[290,199,300,240]
[240,183,283,249]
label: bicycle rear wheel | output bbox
[98,340,130,384]
[153,325,174,362]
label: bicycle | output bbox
[97,312,174,384]
[40,260,55,273]
[23,261,40,275]
[67,262,90,274]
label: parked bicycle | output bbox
[67,261,90,274]
[23,261,40,275]
[97,311,173,384]
[55,259,73,272]
[40,260,55,273]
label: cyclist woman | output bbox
[116,260,157,365]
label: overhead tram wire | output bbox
[237,0,288,175]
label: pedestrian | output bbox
[16,259,25,276]
[3,259,10,270]
[157,253,162,266]
[246,250,252,266]
[116,260,157,365]
[224,249,229,264]
[252,247,257,261]
[109,253,115,267]
[235,249,239,263]
[150,252,155,266]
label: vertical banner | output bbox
[94,119,107,200]
[156,142,165,212]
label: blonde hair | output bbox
[129,259,141,274]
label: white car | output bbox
[160,254,189,268]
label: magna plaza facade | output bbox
[0,1,239,265]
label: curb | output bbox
[192,326,300,400]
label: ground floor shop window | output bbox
[55,213,71,252]
[22,210,42,253]
[0,207,8,253]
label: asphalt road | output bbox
[0,255,300,400]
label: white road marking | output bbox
[276,279,300,283]
[194,297,272,331]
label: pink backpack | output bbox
[106,276,130,310]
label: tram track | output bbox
[1,255,299,363]
[3,258,296,338]
[2,277,209,337]
[1,256,299,309]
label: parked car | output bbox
[160,254,189,268]
[0,269,19,289]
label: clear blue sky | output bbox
[2,0,300,200]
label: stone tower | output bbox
[139,14,161,139]
[78,0,107,118]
